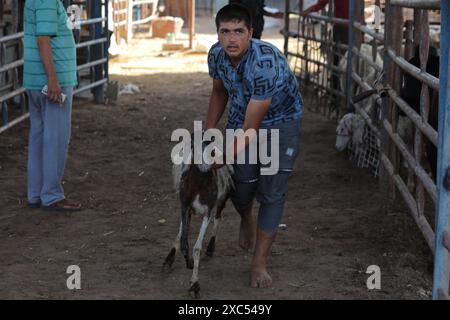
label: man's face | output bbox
[218,20,252,61]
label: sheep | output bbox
[337,43,384,119]
[335,112,367,152]
[364,4,384,26]
[163,136,234,298]
[337,45,440,183]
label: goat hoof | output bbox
[189,282,201,299]
[162,248,176,271]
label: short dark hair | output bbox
[215,4,253,31]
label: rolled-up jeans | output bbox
[227,119,302,233]
[27,87,73,206]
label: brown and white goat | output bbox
[163,149,234,298]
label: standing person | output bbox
[205,4,303,288]
[23,0,81,212]
[229,0,284,39]
[301,0,349,98]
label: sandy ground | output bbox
[0,17,434,299]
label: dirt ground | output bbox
[0,17,434,299]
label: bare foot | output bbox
[250,269,272,288]
[239,217,255,251]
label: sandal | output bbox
[42,199,82,212]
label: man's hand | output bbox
[263,10,284,19]
[273,12,284,19]
[299,8,313,17]
[48,76,62,104]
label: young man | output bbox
[229,0,284,39]
[23,0,81,212]
[205,4,303,288]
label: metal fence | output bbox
[0,0,109,134]
[283,0,449,300]
[112,0,158,44]
[0,0,26,134]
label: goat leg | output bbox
[205,220,218,257]
[189,215,211,299]
[181,206,194,269]
[206,202,225,257]
[162,221,183,272]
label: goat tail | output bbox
[214,164,235,201]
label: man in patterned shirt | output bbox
[205,4,303,288]
[23,0,81,211]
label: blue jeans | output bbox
[27,87,73,206]
[227,119,302,233]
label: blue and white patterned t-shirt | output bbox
[208,39,303,128]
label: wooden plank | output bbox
[162,43,185,51]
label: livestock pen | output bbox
[0,0,447,300]
[284,0,449,299]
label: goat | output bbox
[163,136,234,298]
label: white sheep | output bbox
[335,112,366,152]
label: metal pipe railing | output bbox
[0,112,29,134]
[380,152,436,252]
[391,0,440,10]
[387,48,440,91]
[431,0,450,301]
[0,32,23,43]
[387,88,438,147]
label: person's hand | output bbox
[273,12,284,19]
[299,9,312,17]
[48,76,62,104]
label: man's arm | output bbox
[34,0,62,104]
[204,78,229,129]
[37,36,62,103]
[300,0,329,16]
[228,98,271,159]
[262,8,284,19]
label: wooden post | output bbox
[433,0,450,300]
[126,0,133,43]
[283,0,291,56]
[345,0,356,114]
[188,0,195,49]
[90,0,105,103]
[380,0,403,202]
